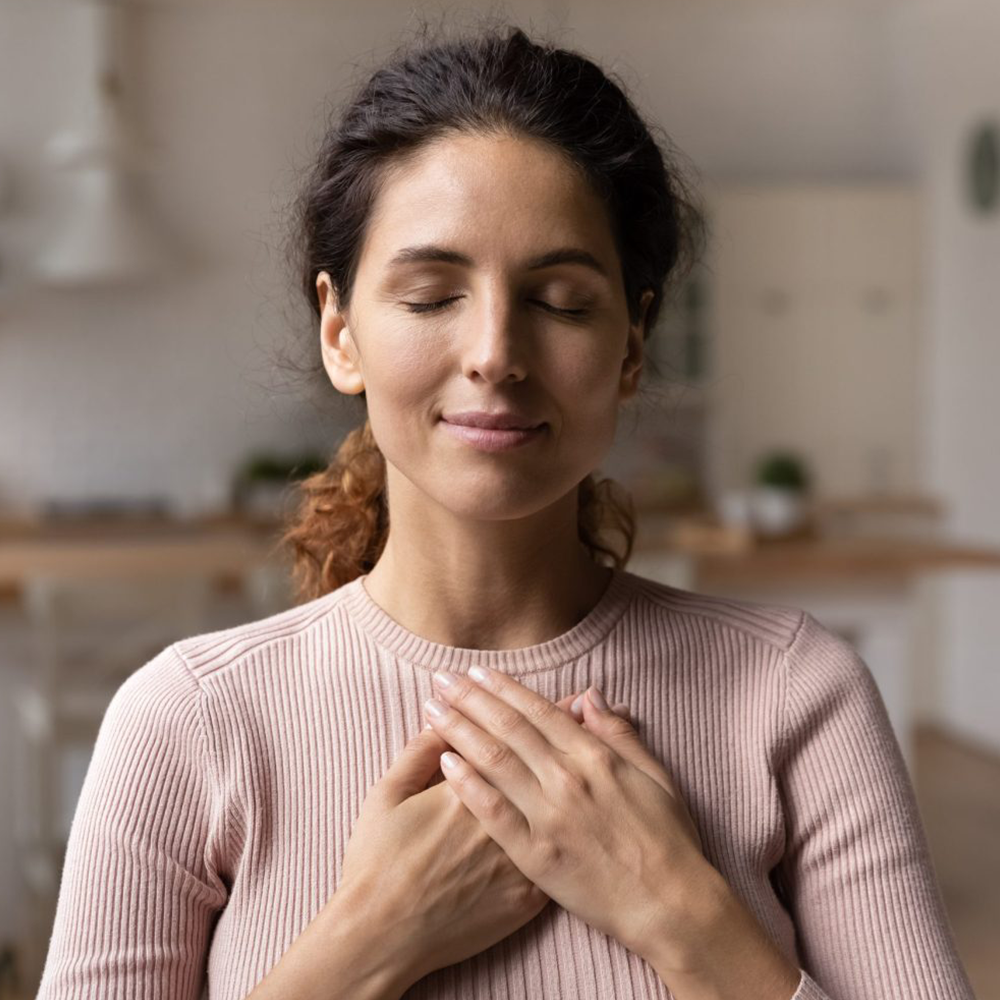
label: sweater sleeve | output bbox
[36,643,229,1000]
[773,611,976,1000]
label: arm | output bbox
[637,864,804,1000]
[243,877,421,1000]
[632,610,976,1000]
[36,645,229,999]
[768,611,975,999]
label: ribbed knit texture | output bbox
[37,567,976,999]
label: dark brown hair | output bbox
[280,18,706,603]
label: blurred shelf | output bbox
[0,510,288,599]
[0,508,281,541]
[634,495,1000,584]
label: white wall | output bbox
[886,0,1000,754]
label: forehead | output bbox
[359,132,617,273]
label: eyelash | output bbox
[403,296,591,318]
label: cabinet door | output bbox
[703,184,921,498]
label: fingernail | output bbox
[571,695,584,715]
[425,698,447,717]
[588,686,608,710]
[469,665,488,683]
[433,671,456,689]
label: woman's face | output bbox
[317,131,652,522]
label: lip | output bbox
[441,410,544,430]
[439,419,546,452]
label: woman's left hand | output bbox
[423,666,717,964]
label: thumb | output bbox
[380,725,453,806]
[580,687,673,793]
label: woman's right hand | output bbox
[334,692,631,987]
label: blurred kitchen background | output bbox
[2,0,1000,996]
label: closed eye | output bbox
[402,297,591,318]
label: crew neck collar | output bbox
[337,565,637,676]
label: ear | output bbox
[619,288,653,401]
[317,271,365,396]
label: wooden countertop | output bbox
[630,500,1000,585]
[671,536,1000,586]
[0,513,288,594]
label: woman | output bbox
[38,21,975,1000]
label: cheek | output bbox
[361,328,443,450]
[552,343,626,421]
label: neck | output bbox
[362,479,613,651]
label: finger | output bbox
[555,692,584,716]
[429,669,567,779]
[437,749,531,859]
[580,688,675,795]
[560,691,617,724]
[424,690,544,816]
[461,666,594,755]
[570,695,630,723]
[379,725,455,806]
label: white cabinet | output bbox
[702,183,922,500]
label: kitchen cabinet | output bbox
[701,183,922,500]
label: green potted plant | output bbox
[750,450,811,537]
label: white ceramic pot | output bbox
[750,486,806,537]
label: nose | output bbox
[459,289,529,384]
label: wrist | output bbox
[320,878,423,998]
[630,860,733,976]
[633,864,801,1000]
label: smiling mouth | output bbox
[439,419,547,452]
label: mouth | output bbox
[441,412,544,431]
[439,418,547,452]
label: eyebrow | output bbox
[386,244,610,279]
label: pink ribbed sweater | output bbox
[37,567,975,1000]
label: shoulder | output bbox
[92,644,212,794]
[620,571,871,704]
[169,582,353,685]
[780,607,881,722]
[620,567,807,654]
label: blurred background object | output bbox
[1,0,999,996]
[34,0,175,289]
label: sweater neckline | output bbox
[338,565,636,675]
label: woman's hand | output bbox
[423,667,712,966]
[334,688,634,988]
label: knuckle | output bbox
[523,698,559,728]
[479,739,515,771]
[479,789,508,821]
[487,705,523,738]
[453,766,479,795]
[550,761,590,798]
[585,742,618,772]
[533,836,563,875]
[448,682,477,709]
[606,714,635,737]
